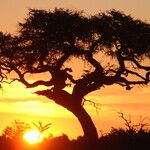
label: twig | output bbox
[82,97,100,113]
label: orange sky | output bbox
[0,0,150,139]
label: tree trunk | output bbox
[68,104,98,141]
[35,90,99,143]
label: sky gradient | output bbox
[0,0,150,138]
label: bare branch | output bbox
[13,67,53,88]
[118,112,150,132]
[125,57,150,71]
[86,53,103,72]
[82,97,100,113]
[118,112,134,130]
[125,69,146,80]
[33,121,52,133]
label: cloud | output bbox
[0,96,50,103]
[89,85,150,98]
[102,102,150,110]
[0,100,72,118]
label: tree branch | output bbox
[125,69,146,80]
[125,57,150,71]
[13,67,53,88]
[82,97,100,113]
[116,71,150,85]
[115,49,125,77]
[56,54,69,68]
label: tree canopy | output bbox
[0,9,150,92]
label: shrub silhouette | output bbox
[0,117,150,150]
[99,113,150,150]
[2,120,30,139]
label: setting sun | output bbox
[23,130,43,144]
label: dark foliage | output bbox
[1,116,150,150]
[0,127,150,150]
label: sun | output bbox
[23,130,43,144]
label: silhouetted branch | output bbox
[125,57,150,71]
[82,97,100,113]
[125,69,146,80]
[118,112,150,132]
[118,112,135,130]
[33,121,52,133]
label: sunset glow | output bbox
[0,0,150,140]
[23,130,43,144]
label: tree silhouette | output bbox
[0,8,150,144]
[33,121,51,133]
[2,120,30,139]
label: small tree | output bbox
[0,9,150,143]
[33,121,51,133]
[2,120,30,139]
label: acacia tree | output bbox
[0,9,150,142]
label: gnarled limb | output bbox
[35,89,98,141]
